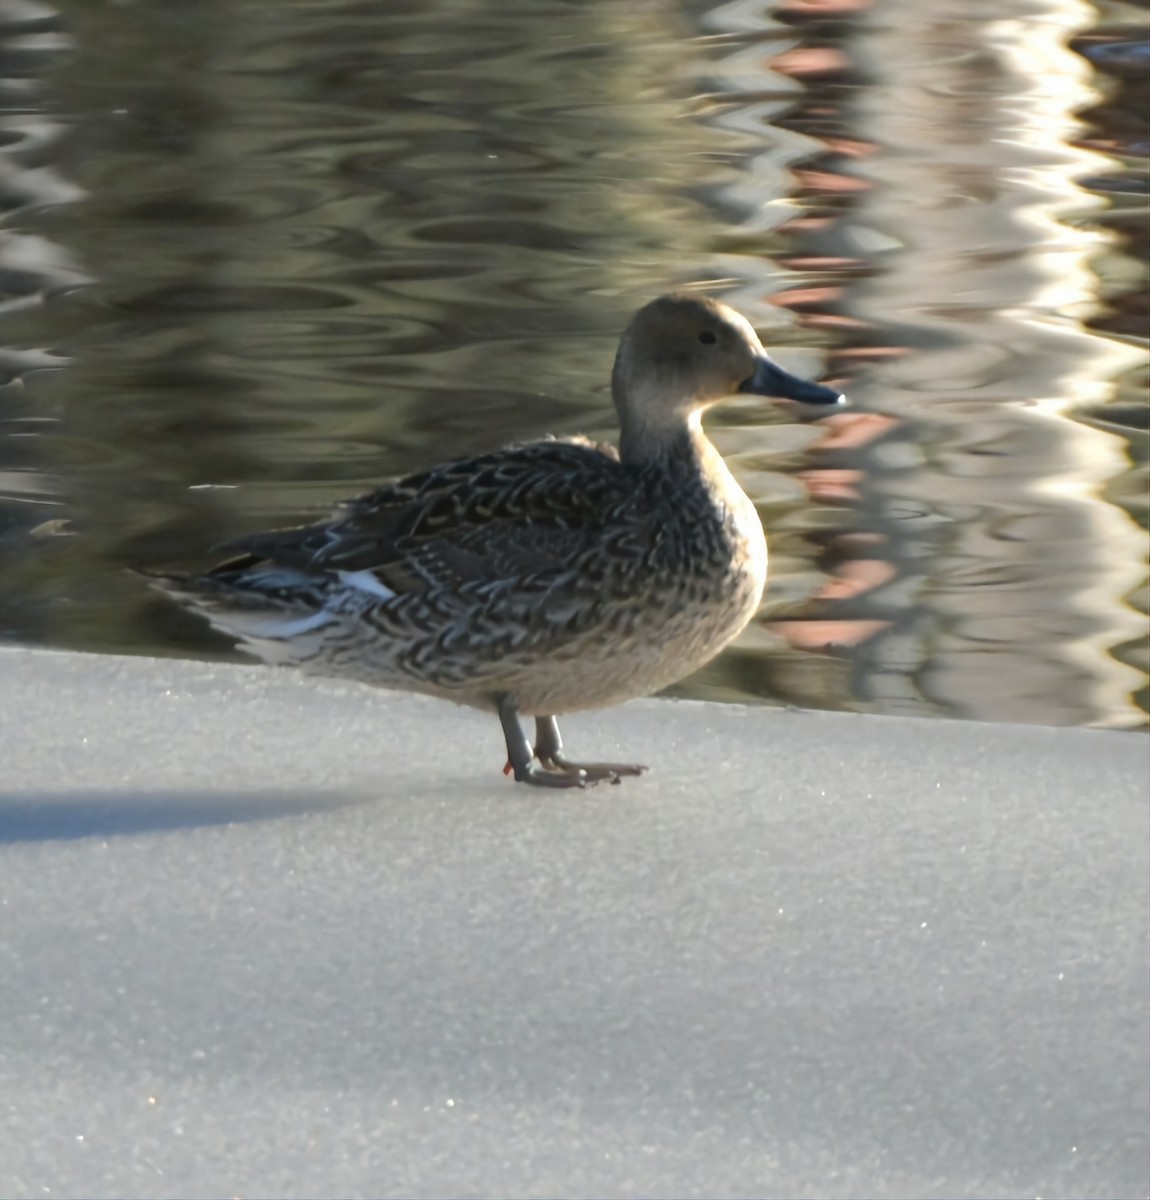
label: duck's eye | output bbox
[698,331,717,345]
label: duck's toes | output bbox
[539,754,647,783]
[512,761,594,789]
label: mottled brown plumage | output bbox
[152,294,843,787]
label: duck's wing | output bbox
[213,437,633,594]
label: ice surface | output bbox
[1,648,1147,1199]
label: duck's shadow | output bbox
[0,788,372,843]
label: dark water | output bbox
[1,0,1146,728]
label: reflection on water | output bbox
[0,0,1146,728]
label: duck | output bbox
[151,294,844,788]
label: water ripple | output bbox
[0,0,1144,725]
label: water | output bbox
[1,0,1146,728]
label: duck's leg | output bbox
[498,697,590,789]
[533,716,647,782]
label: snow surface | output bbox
[1,647,1147,1199]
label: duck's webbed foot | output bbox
[498,697,591,789]
[533,716,647,784]
[497,700,648,788]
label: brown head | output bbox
[611,293,843,460]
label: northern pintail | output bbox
[152,294,844,787]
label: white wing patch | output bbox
[337,569,396,601]
[208,608,335,640]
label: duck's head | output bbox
[612,293,844,457]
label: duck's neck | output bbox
[619,403,751,536]
[618,403,709,468]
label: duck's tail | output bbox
[138,565,349,663]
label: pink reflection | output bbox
[771,619,892,650]
[765,412,900,653]
[814,412,899,449]
[769,48,852,78]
